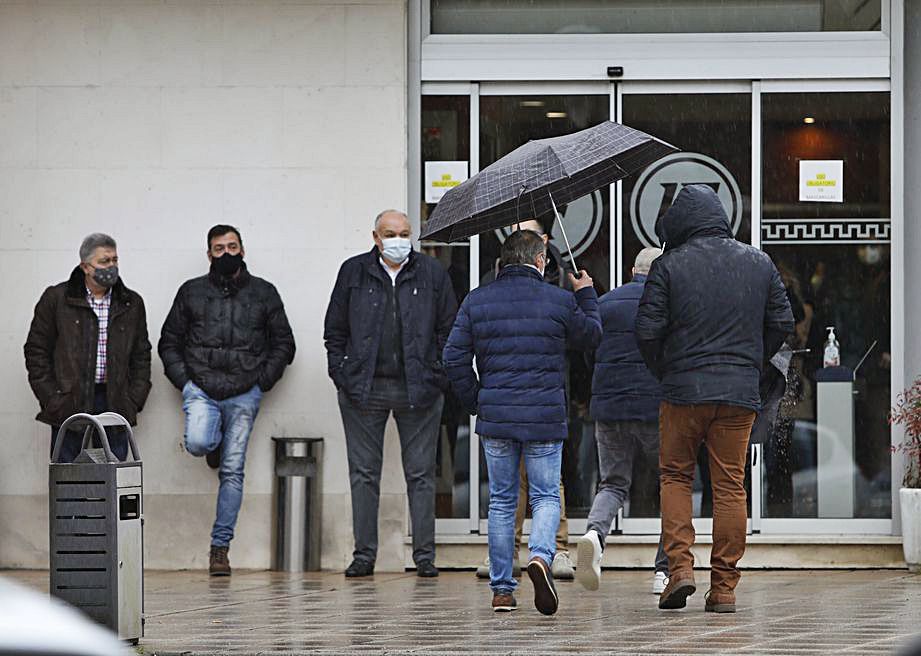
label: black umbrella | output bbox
[421,120,677,270]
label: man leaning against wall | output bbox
[158,225,296,577]
[25,233,152,463]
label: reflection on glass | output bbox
[619,93,753,522]
[762,92,890,221]
[432,0,882,34]
[620,93,752,284]
[422,95,472,520]
[761,91,891,520]
[478,94,609,519]
[761,245,891,519]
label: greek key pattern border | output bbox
[761,219,891,244]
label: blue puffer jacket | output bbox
[590,275,662,423]
[443,265,601,441]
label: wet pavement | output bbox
[7,569,921,655]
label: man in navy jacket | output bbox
[576,247,669,595]
[443,229,601,615]
[324,210,457,579]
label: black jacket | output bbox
[635,185,794,412]
[24,267,152,426]
[323,247,458,408]
[590,275,662,423]
[158,265,296,401]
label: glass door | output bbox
[758,84,892,534]
[420,79,894,541]
[421,89,474,534]
[616,81,755,538]
[476,82,612,535]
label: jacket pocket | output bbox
[45,388,77,423]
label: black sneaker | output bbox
[416,560,439,578]
[205,442,222,470]
[345,559,374,578]
[527,556,559,616]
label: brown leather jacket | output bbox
[24,266,152,426]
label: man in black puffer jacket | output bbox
[636,184,793,613]
[159,225,295,576]
[324,210,457,579]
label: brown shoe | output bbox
[658,571,696,610]
[492,592,518,612]
[209,546,231,577]
[705,589,736,613]
[526,556,559,616]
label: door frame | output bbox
[422,77,897,539]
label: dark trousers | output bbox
[338,380,443,566]
[587,420,669,573]
[50,383,129,463]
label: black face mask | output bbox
[211,253,243,277]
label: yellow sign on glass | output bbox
[799,160,843,202]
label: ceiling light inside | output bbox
[520,100,545,108]
[546,112,568,119]
[803,117,816,124]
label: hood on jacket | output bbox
[654,184,732,250]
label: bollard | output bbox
[271,437,323,572]
[49,412,143,644]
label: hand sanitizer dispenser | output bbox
[815,336,877,519]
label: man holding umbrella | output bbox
[475,217,577,582]
[443,229,601,614]
[425,119,675,613]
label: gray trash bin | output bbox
[272,437,323,572]
[49,412,143,644]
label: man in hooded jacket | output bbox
[636,184,793,613]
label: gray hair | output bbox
[79,233,117,262]
[634,247,662,275]
[374,209,409,230]
[500,229,546,268]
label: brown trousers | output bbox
[515,459,569,553]
[659,402,755,594]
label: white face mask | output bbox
[381,237,412,264]
[858,245,882,266]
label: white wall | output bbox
[0,0,411,571]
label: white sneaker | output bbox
[475,556,490,579]
[652,571,669,595]
[476,554,522,579]
[551,551,575,580]
[575,530,603,591]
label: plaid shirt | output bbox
[86,288,112,383]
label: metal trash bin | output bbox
[49,412,143,644]
[271,437,323,572]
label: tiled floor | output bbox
[8,569,921,655]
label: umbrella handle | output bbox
[548,192,580,276]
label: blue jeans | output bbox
[483,438,563,594]
[182,381,262,548]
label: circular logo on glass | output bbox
[629,152,743,248]
[494,189,604,264]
